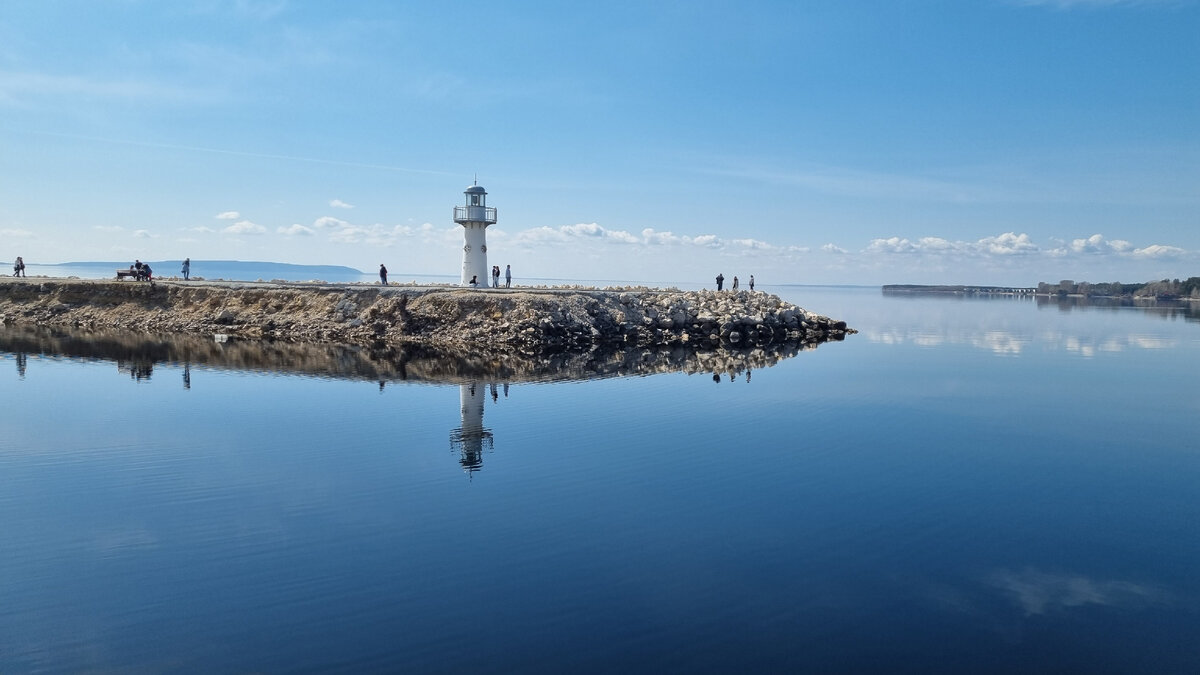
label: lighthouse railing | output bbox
[453,206,497,224]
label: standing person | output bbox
[13,256,25,277]
[492,265,500,288]
[181,258,190,281]
[379,264,388,286]
[134,260,144,280]
[733,276,739,291]
[716,273,724,291]
[749,275,754,291]
[505,264,511,288]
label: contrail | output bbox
[27,130,456,176]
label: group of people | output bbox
[12,256,25,277]
[125,258,188,281]
[130,260,154,281]
[715,273,754,292]
[468,264,513,288]
[491,264,512,288]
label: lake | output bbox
[1,286,1197,673]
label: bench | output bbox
[116,269,137,279]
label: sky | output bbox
[1,0,1197,286]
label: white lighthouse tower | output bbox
[454,181,497,286]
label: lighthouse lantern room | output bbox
[454,182,497,285]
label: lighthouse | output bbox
[454,181,497,286]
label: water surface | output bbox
[2,287,1197,673]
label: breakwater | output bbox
[0,278,853,354]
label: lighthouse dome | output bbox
[465,185,486,194]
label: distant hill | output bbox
[45,260,366,282]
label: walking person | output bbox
[13,256,25,277]
[716,273,724,291]
[749,275,754,291]
[733,276,739,291]
[379,263,388,286]
[505,264,512,288]
[181,258,190,281]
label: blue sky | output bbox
[2,0,1197,285]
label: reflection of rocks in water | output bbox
[0,325,818,385]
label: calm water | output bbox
[2,287,1198,673]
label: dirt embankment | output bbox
[0,278,853,353]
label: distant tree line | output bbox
[1038,278,1200,299]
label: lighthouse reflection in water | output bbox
[449,381,499,475]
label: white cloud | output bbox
[729,238,773,250]
[223,220,266,235]
[1131,244,1186,259]
[304,215,415,245]
[867,236,920,254]
[329,199,355,209]
[133,229,153,239]
[511,223,790,255]
[314,216,351,229]
[1,228,33,237]
[278,224,315,236]
[979,232,1038,255]
[822,243,848,254]
[215,211,240,220]
[641,228,681,246]
[513,223,637,246]
[1067,233,1121,254]
[1047,233,1177,258]
[869,232,1038,257]
[562,223,608,238]
[188,226,217,233]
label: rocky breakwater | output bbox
[0,278,854,353]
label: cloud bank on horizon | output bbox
[0,1,1196,285]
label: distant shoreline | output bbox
[883,283,1200,301]
[882,284,1036,296]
